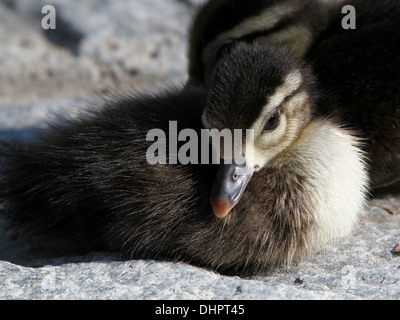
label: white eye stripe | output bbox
[203,70,304,134]
[285,90,309,111]
[251,70,303,134]
[201,2,300,67]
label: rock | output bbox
[0,0,400,300]
[0,201,399,299]
[0,0,204,108]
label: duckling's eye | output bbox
[263,112,281,132]
[215,41,236,61]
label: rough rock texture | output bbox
[0,202,399,300]
[0,0,203,108]
[0,0,399,300]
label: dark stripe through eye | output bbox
[263,112,281,132]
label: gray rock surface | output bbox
[0,0,203,108]
[0,201,399,300]
[0,0,399,300]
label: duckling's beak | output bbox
[210,155,255,218]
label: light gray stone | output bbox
[0,0,204,108]
[0,201,399,299]
[0,0,399,300]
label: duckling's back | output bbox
[308,0,400,187]
[0,87,216,254]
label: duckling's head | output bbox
[188,0,325,84]
[203,42,316,218]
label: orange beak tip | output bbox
[211,197,233,219]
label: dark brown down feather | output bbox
[0,85,316,276]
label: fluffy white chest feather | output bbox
[282,120,369,251]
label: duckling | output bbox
[306,0,400,188]
[188,0,336,84]
[189,0,400,188]
[202,42,368,248]
[0,44,368,276]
